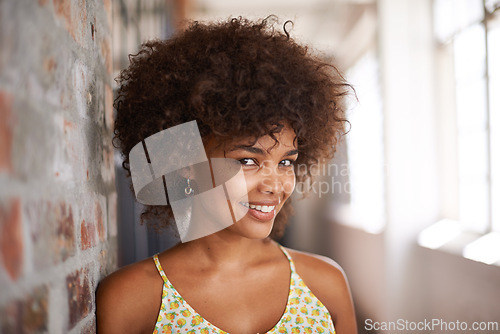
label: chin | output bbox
[228,216,275,240]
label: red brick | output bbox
[107,192,117,237]
[55,203,75,259]
[22,286,49,332]
[80,219,96,250]
[81,318,96,334]
[0,300,20,333]
[98,249,107,275]
[0,286,49,333]
[26,201,76,269]
[42,57,56,74]
[98,249,113,277]
[103,0,112,29]
[96,202,106,241]
[0,92,14,172]
[66,268,92,329]
[53,0,72,34]
[53,0,87,45]
[100,38,112,75]
[62,119,79,165]
[103,0,111,13]
[79,0,88,44]
[0,198,23,280]
[63,119,75,135]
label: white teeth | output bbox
[240,202,275,213]
[261,206,272,213]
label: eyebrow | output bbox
[229,145,299,157]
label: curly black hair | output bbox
[113,16,351,240]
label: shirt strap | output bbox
[153,254,168,283]
[276,243,297,274]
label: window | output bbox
[419,0,500,264]
[339,50,386,234]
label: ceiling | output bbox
[185,0,377,68]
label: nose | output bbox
[257,165,287,194]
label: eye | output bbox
[280,159,296,167]
[239,158,259,166]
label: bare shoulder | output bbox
[284,247,357,334]
[96,257,163,334]
[285,247,348,284]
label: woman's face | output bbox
[203,124,298,240]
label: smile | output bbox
[239,202,276,213]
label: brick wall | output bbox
[0,0,117,333]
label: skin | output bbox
[96,125,357,334]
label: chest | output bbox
[161,262,291,333]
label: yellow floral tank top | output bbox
[152,243,336,334]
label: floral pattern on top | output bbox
[153,243,335,334]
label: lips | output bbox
[238,200,280,222]
[240,202,275,213]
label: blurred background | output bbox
[1,0,500,333]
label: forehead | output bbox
[229,125,296,150]
[205,125,297,155]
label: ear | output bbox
[177,165,195,179]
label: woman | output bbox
[97,17,357,334]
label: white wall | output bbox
[378,0,440,321]
[323,1,500,332]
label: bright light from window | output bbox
[454,23,490,233]
[434,0,484,42]
[463,232,500,264]
[489,25,500,232]
[429,0,500,264]
[418,219,462,249]
[344,50,385,234]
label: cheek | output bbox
[225,170,250,202]
[238,168,297,195]
[282,171,296,197]
[240,173,259,191]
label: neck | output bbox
[181,233,275,269]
